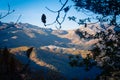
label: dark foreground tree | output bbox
[72,0,120,25]
[0,48,23,80]
[91,28,120,80]
[0,47,34,80]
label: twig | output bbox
[46,0,69,29]
[81,8,95,16]
[59,0,64,5]
[15,14,22,24]
[45,7,58,13]
[0,3,15,19]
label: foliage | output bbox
[72,0,120,25]
[72,0,120,15]
[74,26,120,79]
[92,28,120,79]
[69,54,96,71]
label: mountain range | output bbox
[0,22,105,79]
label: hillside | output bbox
[0,22,102,80]
[0,22,98,49]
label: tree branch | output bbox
[59,0,64,5]
[15,14,22,24]
[0,3,15,19]
[45,0,69,29]
[45,7,58,13]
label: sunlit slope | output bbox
[10,46,100,80]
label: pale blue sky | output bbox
[0,0,96,30]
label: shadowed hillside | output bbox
[1,22,119,79]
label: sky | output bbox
[0,0,96,30]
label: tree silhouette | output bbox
[92,28,120,79]
[26,47,34,58]
[0,47,35,80]
[72,0,120,25]
[0,48,22,80]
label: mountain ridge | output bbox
[0,22,104,79]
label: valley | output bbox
[0,22,103,80]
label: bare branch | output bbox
[45,0,69,29]
[87,21,99,25]
[15,14,22,24]
[55,26,61,30]
[59,0,69,11]
[46,21,56,26]
[60,13,67,24]
[45,7,58,13]
[0,3,15,19]
[46,0,68,12]
[59,0,64,5]
[56,12,68,26]
[81,8,95,16]
[8,3,10,12]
